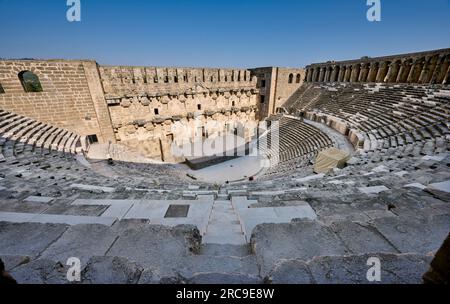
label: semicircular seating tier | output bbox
[284,83,449,159]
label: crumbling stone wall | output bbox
[305,48,450,85]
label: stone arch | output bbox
[18,71,43,93]
[288,73,294,83]
[296,73,302,83]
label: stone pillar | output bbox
[344,66,352,82]
[407,58,425,83]
[338,66,346,82]
[350,64,361,82]
[324,67,331,82]
[430,55,447,84]
[367,62,379,82]
[315,68,320,82]
[358,63,370,82]
[306,69,313,82]
[311,68,318,82]
[444,64,450,85]
[330,66,338,82]
[318,67,326,82]
[376,61,389,83]
[419,56,438,84]
[385,61,401,83]
[396,59,412,83]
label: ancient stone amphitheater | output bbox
[0,48,449,284]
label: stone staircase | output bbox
[203,200,246,245]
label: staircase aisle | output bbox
[203,200,247,245]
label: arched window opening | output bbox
[197,104,202,111]
[0,83,5,94]
[19,71,43,93]
[210,76,214,82]
[154,108,159,115]
[232,101,235,107]
[225,76,228,82]
[296,74,301,83]
[174,76,179,83]
[164,76,169,83]
[288,73,294,84]
[184,75,188,82]
[154,77,158,83]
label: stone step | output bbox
[202,233,247,246]
[200,244,251,258]
[206,223,243,234]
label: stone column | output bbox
[318,67,326,82]
[385,61,401,83]
[330,65,338,82]
[430,55,447,84]
[324,67,331,82]
[311,68,318,82]
[338,66,346,82]
[350,64,361,82]
[358,63,370,82]
[306,69,313,82]
[419,56,438,84]
[376,61,389,83]
[315,67,321,82]
[344,66,352,82]
[396,59,412,83]
[407,58,425,83]
[444,64,450,85]
[367,62,379,82]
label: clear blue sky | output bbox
[1,0,449,68]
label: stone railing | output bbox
[305,48,450,85]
